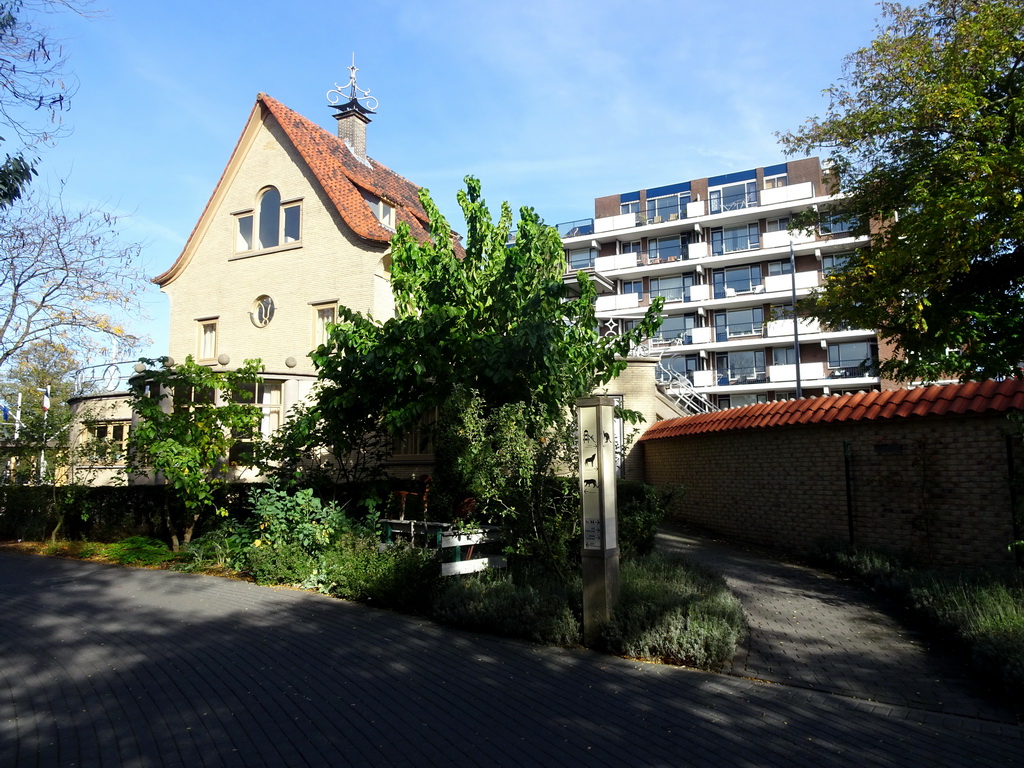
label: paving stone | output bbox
[657,527,1017,724]
[0,550,1021,767]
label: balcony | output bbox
[693,369,718,388]
[557,219,595,238]
[761,227,817,250]
[644,249,686,266]
[829,364,876,379]
[765,317,822,337]
[645,201,686,224]
[713,283,765,299]
[71,360,142,397]
[763,270,821,294]
[595,293,640,313]
[769,362,826,383]
[648,333,692,350]
[716,323,765,342]
[716,367,768,385]
[649,287,686,304]
[593,212,641,233]
[759,181,814,207]
[687,241,706,260]
[594,252,639,272]
[688,284,711,302]
[709,186,758,215]
[689,326,714,345]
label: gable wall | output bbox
[162,115,392,379]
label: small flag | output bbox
[2,405,8,421]
[42,391,49,412]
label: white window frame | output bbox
[233,188,302,254]
[312,302,338,348]
[198,319,218,361]
[708,180,757,214]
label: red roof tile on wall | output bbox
[639,379,1024,441]
[260,95,431,245]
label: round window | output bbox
[251,295,275,328]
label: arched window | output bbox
[258,187,282,249]
[235,187,301,254]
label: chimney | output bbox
[328,56,377,163]
[335,102,372,160]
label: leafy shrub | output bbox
[245,542,318,585]
[433,566,582,646]
[617,481,677,557]
[603,553,746,669]
[311,534,441,613]
[242,487,352,555]
[173,524,250,572]
[104,536,177,567]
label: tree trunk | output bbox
[182,513,200,548]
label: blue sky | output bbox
[31,0,884,361]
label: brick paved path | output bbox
[0,551,1020,767]
[657,528,1016,723]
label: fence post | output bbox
[577,397,620,647]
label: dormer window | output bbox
[234,186,302,254]
[361,190,395,230]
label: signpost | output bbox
[577,396,619,647]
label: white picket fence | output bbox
[381,520,507,576]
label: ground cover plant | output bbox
[3,480,745,671]
[811,541,1024,701]
[22,536,182,568]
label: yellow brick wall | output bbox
[642,414,1018,566]
[592,358,686,482]
[162,116,391,380]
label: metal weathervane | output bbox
[326,54,379,112]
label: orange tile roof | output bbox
[640,379,1024,441]
[259,95,432,245]
[154,93,436,286]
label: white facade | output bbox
[560,158,883,411]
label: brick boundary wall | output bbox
[643,412,1019,566]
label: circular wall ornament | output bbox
[250,295,275,328]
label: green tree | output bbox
[780,0,1024,382]
[0,340,78,483]
[305,177,663,518]
[126,356,263,551]
[0,1,92,207]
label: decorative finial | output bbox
[326,53,379,113]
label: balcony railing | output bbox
[716,367,768,385]
[716,324,765,342]
[709,190,758,214]
[646,248,685,265]
[828,364,875,379]
[713,282,765,299]
[646,201,685,223]
[649,287,686,302]
[556,219,595,237]
[71,360,142,397]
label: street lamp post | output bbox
[790,242,803,399]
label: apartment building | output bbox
[558,157,886,411]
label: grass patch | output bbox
[812,540,1024,700]
[604,552,745,669]
[433,565,583,646]
[12,537,180,567]
[432,553,745,670]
